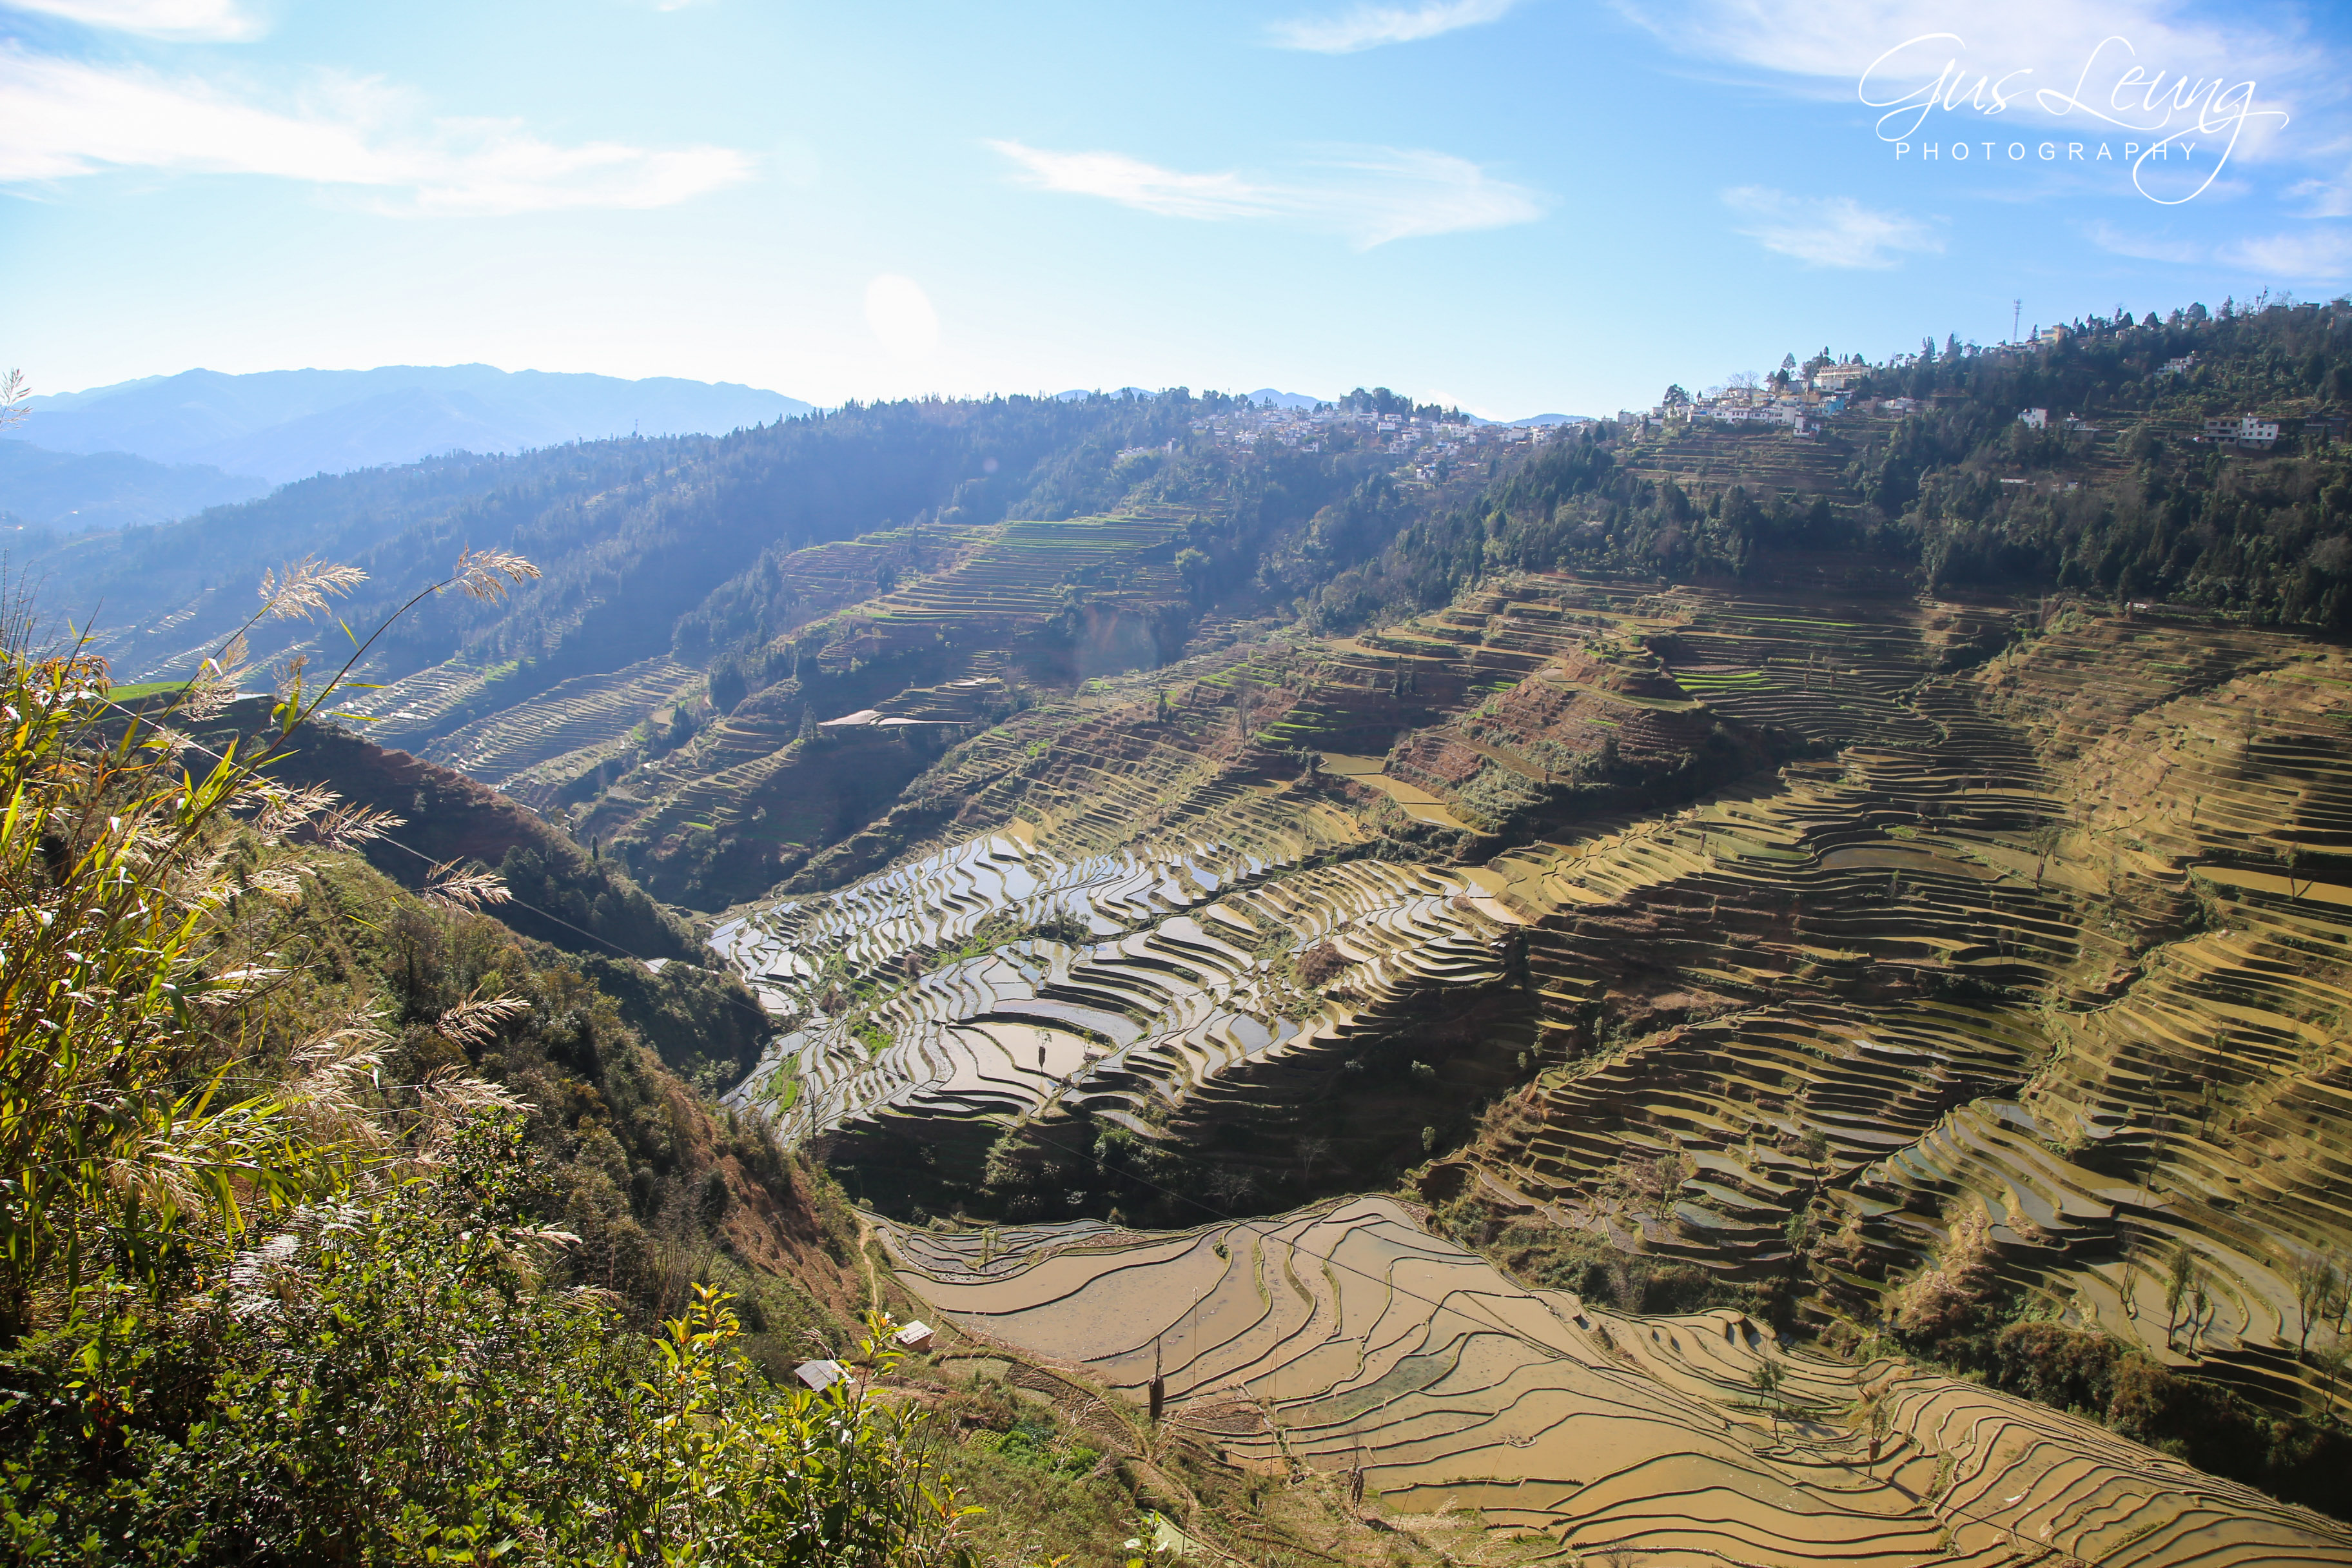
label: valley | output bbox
[25,306,2352,1562]
[701,567,2352,1561]
[26,0,2352,1558]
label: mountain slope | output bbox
[31,392,1487,906]
[31,299,2352,1551]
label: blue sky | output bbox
[3,0,2349,419]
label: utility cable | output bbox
[99,694,2136,1563]
[102,695,690,967]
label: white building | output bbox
[2017,407,2048,430]
[2203,414,2279,449]
[795,1359,850,1391]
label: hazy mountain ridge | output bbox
[21,364,812,484]
[0,439,268,533]
[32,394,1197,692]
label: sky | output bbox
[3,0,2349,420]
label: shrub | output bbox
[1026,912,1093,947]
[1992,1319,2120,1413]
[0,1130,977,1563]
[1297,942,1349,988]
[1892,1203,2001,1355]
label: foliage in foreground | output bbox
[1,1120,973,1565]
[0,553,972,1562]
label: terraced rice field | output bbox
[1449,611,2352,1418]
[697,571,2352,1539]
[420,654,698,803]
[1315,754,1471,829]
[886,1197,2352,1565]
[326,659,489,744]
[529,513,1210,894]
[764,520,996,622]
[863,512,1188,634]
[716,818,1516,1163]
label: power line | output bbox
[102,696,684,968]
[97,696,2137,1562]
[102,705,1684,1377]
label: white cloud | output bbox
[0,50,755,214]
[1614,0,2312,184]
[988,139,1542,248]
[1722,185,1941,267]
[2082,219,2204,264]
[865,274,940,361]
[2287,164,2352,219]
[1329,148,1545,242]
[2083,215,2352,283]
[3,0,264,41]
[985,143,1283,223]
[2219,228,2352,282]
[1268,0,1516,54]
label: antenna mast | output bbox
[2012,299,2022,344]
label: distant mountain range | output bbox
[0,440,269,534]
[1,366,1585,536]
[17,364,812,490]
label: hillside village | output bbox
[1176,399,1571,451]
[1652,304,2335,454]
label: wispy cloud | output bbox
[0,51,755,215]
[2219,228,2352,282]
[2287,163,2352,219]
[3,0,265,41]
[1268,0,1517,54]
[988,139,1541,248]
[2082,219,2204,265]
[1722,186,1941,267]
[1612,0,2315,166]
[986,143,1283,223]
[2084,215,2352,283]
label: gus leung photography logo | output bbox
[1861,33,2286,204]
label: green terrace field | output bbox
[856,511,1191,635]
